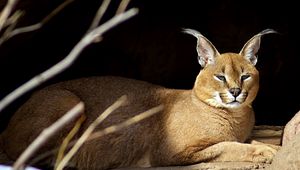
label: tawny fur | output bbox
[1,29,278,169]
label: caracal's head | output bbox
[184,29,277,109]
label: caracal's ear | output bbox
[239,29,278,66]
[183,28,220,68]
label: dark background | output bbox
[0,0,298,131]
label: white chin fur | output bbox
[205,93,242,108]
[205,99,242,108]
[224,102,241,108]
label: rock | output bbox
[267,110,300,170]
[117,162,268,170]
[267,132,300,170]
[282,110,300,146]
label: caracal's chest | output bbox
[164,95,254,146]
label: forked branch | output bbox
[0,0,74,46]
[0,7,138,113]
[0,0,20,30]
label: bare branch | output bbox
[0,0,20,30]
[0,8,138,113]
[0,0,74,46]
[12,102,84,170]
[42,0,74,24]
[0,10,21,42]
[2,9,24,28]
[115,0,131,15]
[87,0,111,32]
[29,105,162,166]
[56,104,163,170]
[55,95,128,170]
[54,114,86,169]
[88,105,163,141]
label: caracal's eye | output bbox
[214,75,226,82]
[241,74,250,81]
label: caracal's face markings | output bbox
[183,28,276,109]
[203,53,259,108]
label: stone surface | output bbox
[282,110,300,146]
[267,133,300,170]
[267,110,300,170]
[117,162,269,170]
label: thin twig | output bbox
[0,0,19,30]
[0,0,74,46]
[0,10,21,39]
[0,8,138,113]
[42,0,74,25]
[56,95,128,170]
[0,10,23,45]
[87,0,111,33]
[88,105,163,141]
[58,104,163,170]
[2,9,24,29]
[115,0,131,15]
[54,114,86,169]
[30,105,163,166]
[12,102,84,170]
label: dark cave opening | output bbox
[0,0,298,131]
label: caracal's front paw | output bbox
[251,145,277,163]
